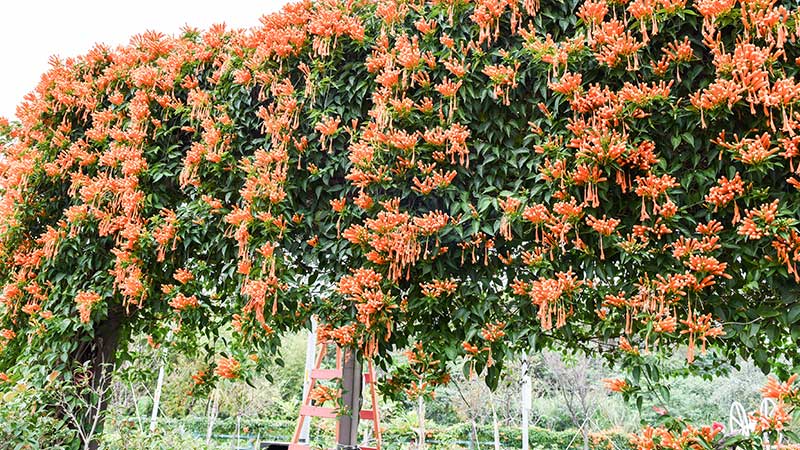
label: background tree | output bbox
[541,351,600,450]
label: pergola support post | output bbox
[337,349,362,449]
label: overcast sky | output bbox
[0,0,290,120]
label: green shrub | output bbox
[99,427,219,450]
[0,381,78,449]
[105,415,633,450]
[380,424,631,450]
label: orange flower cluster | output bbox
[634,174,678,220]
[592,19,645,69]
[153,209,179,262]
[578,0,608,27]
[420,278,458,299]
[695,0,736,22]
[772,230,800,282]
[214,357,241,380]
[738,199,780,240]
[751,406,792,434]
[462,342,481,355]
[586,215,620,236]
[470,0,534,45]
[654,37,694,78]
[435,77,462,98]
[715,132,779,166]
[671,234,721,259]
[315,116,340,153]
[630,422,723,450]
[498,196,522,240]
[513,271,582,330]
[168,293,199,311]
[680,312,724,363]
[586,214,620,259]
[482,63,520,105]
[309,385,338,405]
[317,323,357,347]
[761,374,798,402]
[0,329,16,348]
[618,80,674,106]
[338,268,396,330]
[412,169,457,195]
[618,336,640,354]
[173,268,194,285]
[306,0,365,57]
[241,276,283,331]
[704,172,744,219]
[330,197,346,213]
[191,369,207,386]
[602,378,628,393]
[480,321,506,342]
[75,291,101,324]
[548,72,583,98]
[343,202,450,281]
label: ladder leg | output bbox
[292,343,330,444]
[369,361,381,450]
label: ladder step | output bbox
[359,409,376,420]
[308,370,373,382]
[311,368,342,379]
[299,405,338,419]
[361,447,377,450]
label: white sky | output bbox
[0,0,291,120]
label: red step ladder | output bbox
[289,341,381,450]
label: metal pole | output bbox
[418,394,426,450]
[236,414,241,449]
[521,353,531,450]
[300,319,318,443]
[149,331,171,433]
[206,389,219,445]
[149,360,165,432]
[129,381,144,432]
[491,395,500,450]
[336,349,362,449]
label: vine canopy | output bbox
[2,0,800,392]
